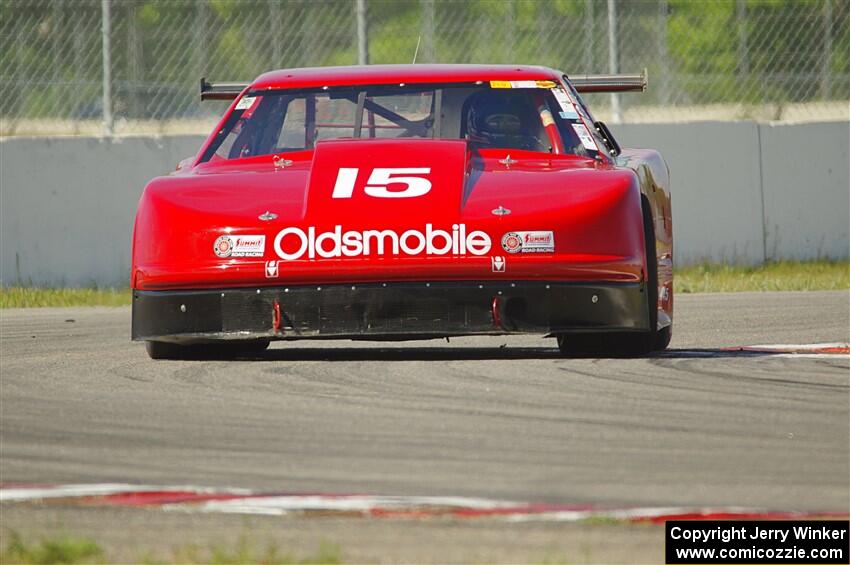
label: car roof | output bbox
[250,64,563,90]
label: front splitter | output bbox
[131,281,649,343]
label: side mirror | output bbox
[593,121,621,157]
[175,156,193,171]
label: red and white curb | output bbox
[1,484,845,523]
[656,342,850,359]
[732,342,850,359]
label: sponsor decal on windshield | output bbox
[213,235,265,258]
[489,80,557,89]
[501,231,555,254]
[234,96,256,110]
[571,123,598,151]
[552,88,575,114]
[273,224,491,261]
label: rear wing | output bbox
[567,70,647,93]
[200,78,247,100]
[199,70,647,100]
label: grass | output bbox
[1,532,104,564]
[0,287,131,309]
[675,260,849,293]
[0,261,847,308]
[173,539,341,565]
[1,532,342,565]
[579,515,626,526]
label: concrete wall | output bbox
[1,136,202,286]
[1,123,848,287]
[759,122,850,261]
[613,121,849,265]
[614,122,767,264]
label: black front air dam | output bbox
[132,281,649,343]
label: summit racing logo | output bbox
[501,231,555,254]
[213,234,265,257]
[273,224,491,261]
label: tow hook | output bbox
[272,299,283,334]
[491,296,504,330]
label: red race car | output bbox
[131,64,673,359]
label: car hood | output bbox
[132,138,645,289]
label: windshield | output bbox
[200,82,601,163]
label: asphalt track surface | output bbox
[2,290,848,515]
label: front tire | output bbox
[145,340,186,360]
[654,324,672,351]
[557,200,669,357]
[556,331,654,357]
[144,339,270,360]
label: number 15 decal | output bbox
[332,167,432,199]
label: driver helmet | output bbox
[466,91,535,148]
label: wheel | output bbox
[557,200,670,357]
[232,339,271,354]
[145,340,187,360]
[654,324,672,351]
[145,339,270,360]
[557,333,612,357]
[556,332,652,357]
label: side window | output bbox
[208,96,264,160]
[207,95,288,160]
[561,76,612,156]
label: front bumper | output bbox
[132,281,650,343]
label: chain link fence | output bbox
[1,0,848,136]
